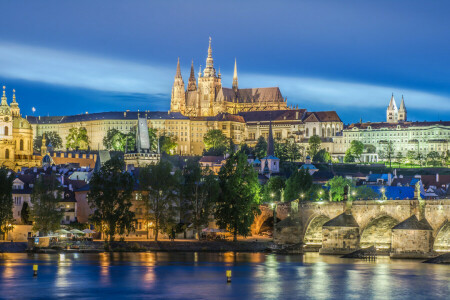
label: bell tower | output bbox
[170,58,186,113]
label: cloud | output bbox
[0,41,448,115]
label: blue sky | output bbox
[0,0,449,123]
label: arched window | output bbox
[5,149,9,159]
[4,126,8,136]
[327,128,331,136]
[20,139,24,151]
[306,128,309,137]
[313,128,317,136]
[322,128,325,137]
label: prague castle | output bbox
[170,38,289,116]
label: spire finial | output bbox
[2,86,5,97]
[175,57,182,78]
[12,89,16,103]
[1,86,7,106]
[232,58,238,91]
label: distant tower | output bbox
[10,89,20,117]
[41,133,47,156]
[170,57,186,113]
[398,95,407,122]
[187,60,197,91]
[386,93,398,123]
[232,58,238,92]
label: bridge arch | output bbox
[359,214,399,250]
[303,214,331,246]
[433,220,449,252]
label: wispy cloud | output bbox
[0,42,448,114]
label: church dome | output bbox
[12,117,32,130]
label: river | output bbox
[0,252,448,299]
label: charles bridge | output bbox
[254,198,450,256]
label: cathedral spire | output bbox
[232,58,238,91]
[203,37,216,77]
[188,60,197,91]
[398,95,407,122]
[175,57,182,79]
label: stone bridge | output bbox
[254,199,450,255]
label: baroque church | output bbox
[170,38,289,117]
[0,86,40,171]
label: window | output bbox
[4,126,8,136]
[14,196,22,206]
[306,128,309,137]
[5,149,9,159]
[20,139,24,151]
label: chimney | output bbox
[69,184,73,191]
[61,175,64,186]
[388,173,392,186]
[436,173,439,183]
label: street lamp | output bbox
[270,201,276,241]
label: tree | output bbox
[285,139,302,162]
[148,128,158,152]
[381,141,395,168]
[354,186,379,200]
[31,175,64,235]
[261,176,286,203]
[308,135,321,158]
[139,160,177,241]
[427,151,441,167]
[20,202,31,225]
[159,135,178,155]
[215,153,260,241]
[254,136,267,159]
[364,144,376,154]
[325,176,353,202]
[349,140,364,163]
[182,161,219,239]
[284,168,313,202]
[0,168,14,240]
[396,152,404,167]
[33,131,63,152]
[88,156,135,242]
[274,139,289,162]
[103,128,126,151]
[203,129,229,155]
[239,143,253,156]
[66,127,90,150]
[344,149,355,163]
[313,149,331,163]
[406,150,416,165]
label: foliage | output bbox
[0,168,14,238]
[31,174,64,235]
[354,186,379,200]
[395,152,404,167]
[426,151,441,167]
[325,176,353,202]
[139,160,177,241]
[182,160,219,239]
[159,135,178,155]
[313,149,331,163]
[308,135,322,158]
[364,144,376,154]
[284,168,313,202]
[261,176,286,203]
[33,131,63,152]
[20,201,31,225]
[148,128,158,152]
[406,150,416,165]
[66,127,90,150]
[349,140,364,162]
[274,139,288,161]
[274,138,302,162]
[344,149,355,163]
[215,152,260,241]
[238,143,253,156]
[88,156,136,242]
[254,136,267,159]
[203,129,229,156]
[381,141,395,168]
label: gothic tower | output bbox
[232,58,238,92]
[197,37,222,116]
[170,58,186,113]
[187,60,197,91]
[398,95,407,122]
[386,93,398,123]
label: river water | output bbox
[0,252,448,299]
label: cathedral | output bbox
[0,86,39,171]
[386,93,407,123]
[170,38,289,117]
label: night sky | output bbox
[0,0,449,124]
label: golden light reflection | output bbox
[2,261,15,279]
[372,263,392,300]
[254,254,281,298]
[310,262,330,299]
[99,253,111,284]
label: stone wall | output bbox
[392,229,433,253]
[321,226,360,254]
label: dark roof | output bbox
[238,109,306,123]
[347,120,450,130]
[304,111,342,123]
[220,87,284,104]
[420,175,450,188]
[392,215,433,230]
[27,111,188,124]
[368,186,419,200]
[199,156,224,163]
[323,213,359,227]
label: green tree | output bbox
[349,140,364,163]
[406,150,416,165]
[0,168,14,240]
[254,136,267,159]
[364,144,376,154]
[103,128,126,151]
[33,131,63,152]
[354,186,379,200]
[285,139,302,162]
[203,129,229,155]
[284,168,313,202]
[261,176,286,203]
[308,135,321,158]
[20,201,31,225]
[239,143,253,156]
[31,175,64,235]
[325,176,353,202]
[139,160,177,241]
[344,149,355,163]
[274,139,289,162]
[215,153,260,241]
[148,128,158,152]
[88,156,136,242]
[182,161,219,239]
[427,151,441,167]
[396,152,404,167]
[159,135,178,155]
[313,149,331,163]
[66,127,90,150]
[381,141,395,168]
